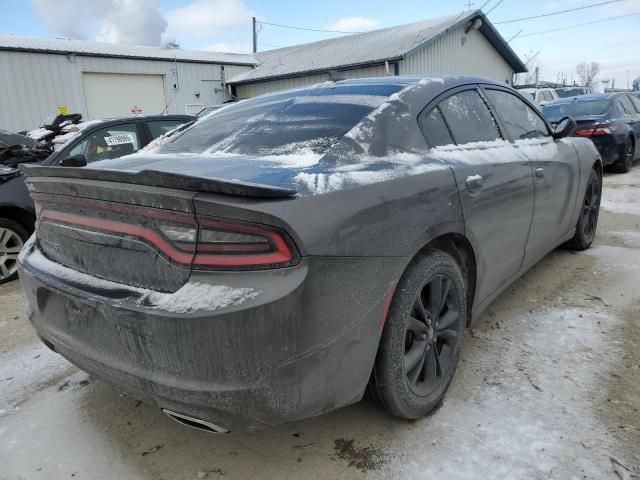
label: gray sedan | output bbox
[18,76,601,432]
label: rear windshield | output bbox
[157,84,404,156]
[555,88,587,98]
[542,99,611,120]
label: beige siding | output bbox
[400,25,514,84]
[235,64,389,99]
[0,50,253,131]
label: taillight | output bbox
[34,193,299,271]
[162,216,298,270]
[575,124,618,136]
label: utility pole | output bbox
[628,70,630,90]
[252,17,257,53]
[535,66,539,87]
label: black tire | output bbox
[0,218,29,284]
[612,137,634,173]
[565,169,601,251]
[367,249,466,419]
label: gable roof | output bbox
[228,10,526,85]
[0,34,257,66]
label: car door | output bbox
[483,87,580,264]
[421,87,534,304]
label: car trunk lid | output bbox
[21,165,297,292]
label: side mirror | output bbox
[59,154,87,167]
[553,117,577,139]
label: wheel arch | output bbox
[0,206,36,234]
[401,232,477,327]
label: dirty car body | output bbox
[18,77,601,431]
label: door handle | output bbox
[535,168,545,178]
[465,174,484,191]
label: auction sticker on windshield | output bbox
[104,134,134,146]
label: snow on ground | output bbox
[1,167,639,479]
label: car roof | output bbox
[76,114,193,129]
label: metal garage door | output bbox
[82,72,167,119]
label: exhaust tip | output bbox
[162,408,229,434]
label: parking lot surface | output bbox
[1,168,639,480]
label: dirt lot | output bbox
[1,167,639,480]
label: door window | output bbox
[147,119,189,139]
[619,96,636,115]
[486,89,550,140]
[418,107,454,148]
[437,90,501,144]
[66,123,141,163]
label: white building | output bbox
[228,11,526,99]
[0,36,255,131]
[0,10,525,132]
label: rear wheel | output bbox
[613,137,634,173]
[565,169,601,251]
[0,218,28,284]
[367,250,466,419]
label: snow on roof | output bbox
[229,10,526,85]
[0,34,257,66]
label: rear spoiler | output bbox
[19,164,297,199]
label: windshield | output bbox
[542,99,612,120]
[157,83,404,156]
[556,88,587,98]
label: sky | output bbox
[0,0,638,90]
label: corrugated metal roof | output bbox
[0,34,257,66]
[229,10,526,85]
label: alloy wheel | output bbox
[0,227,24,281]
[624,138,634,170]
[404,274,461,397]
[581,175,600,241]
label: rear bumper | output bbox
[588,134,623,165]
[18,239,403,431]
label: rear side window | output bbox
[485,90,549,140]
[438,90,501,144]
[629,95,640,113]
[418,107,454,148]
[147,119,189,139]
[620,96,636,115]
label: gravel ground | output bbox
[1,167,639,480]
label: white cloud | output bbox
[96,0,167,46]
[165,0,252,38]
[205,42,251,54]
[32,0,167,46]
[326,16,379,32]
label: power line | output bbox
[256,20,360,35]
[494,0,622,24]
[485,0,504,15]
[478,0,493,10]
[516,12,639,38]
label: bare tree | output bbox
[576,62,601,88]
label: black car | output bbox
[18,76,602,432]
[0,115,191,283]
[542,92,640,172]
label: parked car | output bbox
[18,76,602,432]
[0,114,191,283]
[518,87,559,105]
[555,86,592,98]
[541,92,640,172]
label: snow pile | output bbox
[140,282,261,314]
[432,138,557,164]
[26,128,53,141]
